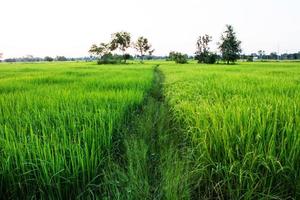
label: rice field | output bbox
[0,62,154,198]
[161,62,300,199]
[0,61,299,199]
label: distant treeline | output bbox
[1,53,300,63]
[241,52,300,61]
[1,56,93,63]
[0,55,167,63]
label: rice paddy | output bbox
[0,62,154,198]
[162,62,300,199]
[0,61,299,199]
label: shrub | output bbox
[123,54,133,61]
[195,52,217,64]
[44,56,54,62]
[97,54,123,64]
[167,51,188,64]
[175,53,188,64]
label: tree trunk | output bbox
[141,53,144,64]
[123,51,126,64]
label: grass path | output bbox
[107,65,188,199]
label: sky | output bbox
[0,0,299,58]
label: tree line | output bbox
[1,24,300,64]
[89,25,241,65]
[243,51,300,61]
[89,32,154,64]
[1,55,70,63]
[167,25,241,64]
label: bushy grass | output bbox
[0,62,154,198]
[161,62,300,199]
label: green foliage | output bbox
[134,36,154,63]
[167,51,188,64]
[219,25,242,64]
[195,34,217,64]
[44,56,54,62]
[174,53,188,64]
[195,52,217,64]
[110,32,131,52]
[247,56,254,62]
[56,56,68,61]
[124,53,133,61]
[110,32,131,63]
[97,53,123,64]
[89,43,111,57]
[89,32,155,64]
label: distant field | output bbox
[0,61,299,199]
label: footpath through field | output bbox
[109,65,188,199]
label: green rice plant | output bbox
[0,62,154,199]
[161,62,300,199]
[1,61,299,199]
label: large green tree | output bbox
[134,36,153,63]
[110,31,131,63]
[219,25,242,64]
[195,34,217,64]
[88,43,111,57]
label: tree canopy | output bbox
[89,43,111,57]
[134,36,154,63]
[218,25,242,64]
[195,34,217,64]
[110,32,131,63]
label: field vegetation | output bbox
[0,62,154,198]
[162,62,300,199]
[0,60,299,199]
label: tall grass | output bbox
[162,62,300,199]
[0,62,154,198]
[1,61,299,199]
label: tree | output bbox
[269,52,278,60]
[134,36,153,63]
[218,25,242,64]
[0,53,3,60]
[258,50,265,60]
[149,49,155,56]
[174,52,188,64]
[44,56,54,62]
[195,34,211,62]
[110,31,131,63]
[89,43,111,57]
[167,51,177,61]
[195,34,217,64]
[56,56,68,61]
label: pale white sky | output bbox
[0,0,299,58]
